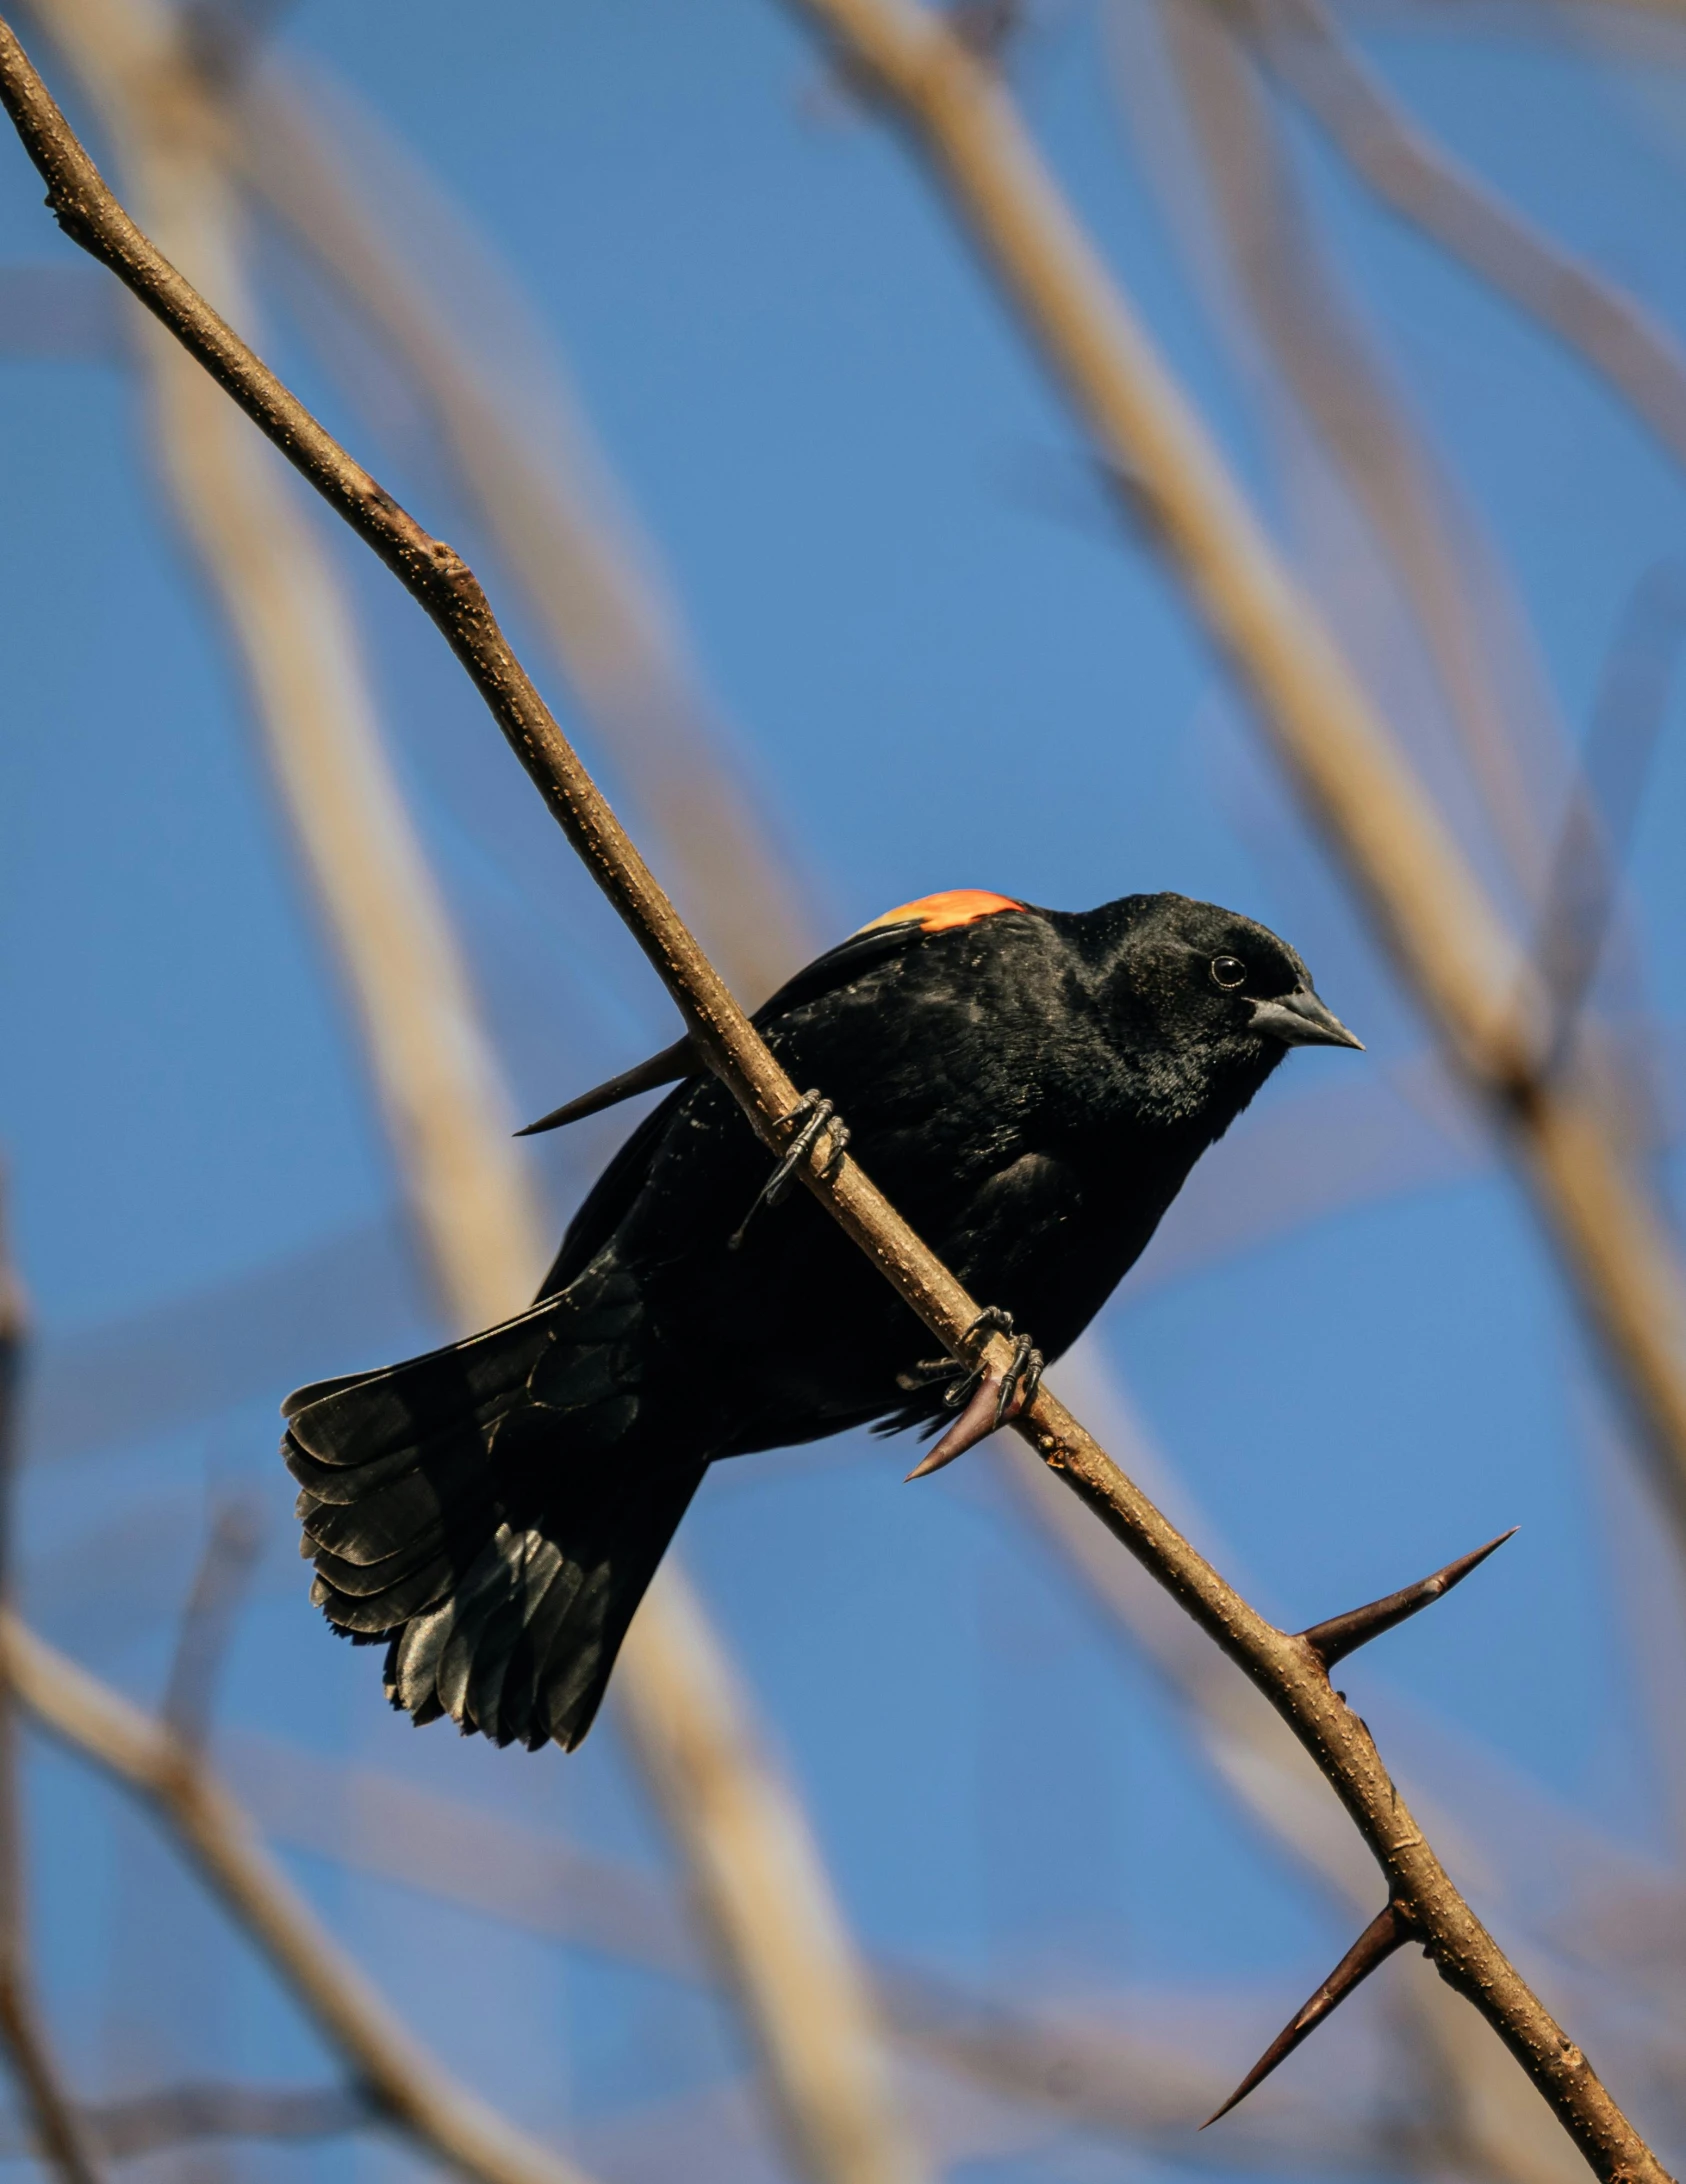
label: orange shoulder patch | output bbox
[856,889,1025,937]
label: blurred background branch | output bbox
[0,1189,101,2184]
[1241,0,1686,478]
[1113,0,1548,901]
[0,1611,599,2184]
[160,1491,264,1750]
[0,2078,367,2160]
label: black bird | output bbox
[283,890,1360,1752]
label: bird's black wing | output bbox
[533,917,939,1298]
[516,917,933,1139]
[538,1088,697,1298]
[748,916,931,1021]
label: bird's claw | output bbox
[904,1310,1043,1480]
[897,1306,1012,1406]
[993,1333,1043,1427]
[898,1308,1037,1409]
[728,1091,849,1251]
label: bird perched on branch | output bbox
[284,891,1360,1751]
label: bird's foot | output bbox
[896,1306,1016,1401]
[728,1090,850,1251]
[904,1309,1043,1480]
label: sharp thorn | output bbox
[1202,1902,1412,2127]
[906,1372,1008,1480]
[903,1308,1041,1478]
[515,1036,698,1135]
[1300,1529,1518,1671]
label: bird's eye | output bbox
[1210,955,1247,992]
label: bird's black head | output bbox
[1063,893,1362,1134]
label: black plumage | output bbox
[283,890,1360,1751]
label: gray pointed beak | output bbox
[1248,986,1364,1051]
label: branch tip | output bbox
[1300,1528,1517,1671]
[1202,1901,1412,2127]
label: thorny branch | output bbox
[998,1414,1593,2183]
[0,17,1667,2178]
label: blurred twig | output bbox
[885,1989,1374,2172]
[0,1186,102,2184]
[1239,0,1686,477]
[0,1614,594,2184]
[1535,564,1686,1076]
[15,6,925,2180]
[0,2080,368,2159]
[0,26,1660,2173]
[161,1494,264,1749]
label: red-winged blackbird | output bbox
[284,890,1359,1751]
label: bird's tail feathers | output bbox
[283,1267,700,1750]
